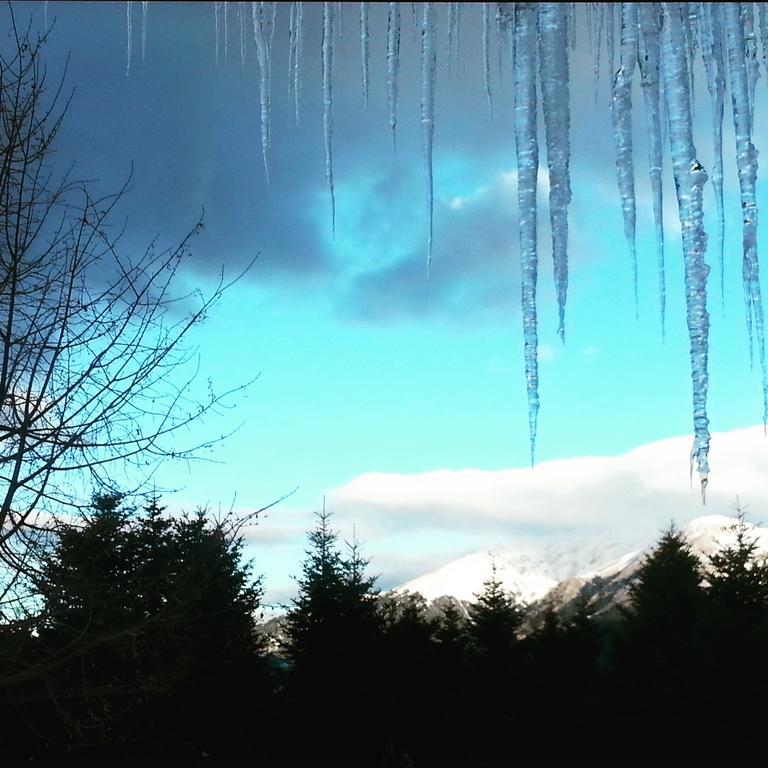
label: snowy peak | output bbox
[394,534,630,605]
[395,549,556,605]
[393,515,768,609]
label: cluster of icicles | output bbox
[115,2,768,498]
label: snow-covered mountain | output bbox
[393,515,768,612]
[394,532,633,604]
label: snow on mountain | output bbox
[393,515,768,610]
[394,533,631,605]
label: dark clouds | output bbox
[17,3,615,326]
[337,171,521,325]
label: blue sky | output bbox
[13,2,768,604]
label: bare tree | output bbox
[0,21,253,611]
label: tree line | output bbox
[2,497,768,765]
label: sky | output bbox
[9,2,768,606]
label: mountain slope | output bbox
[393,515,768,612]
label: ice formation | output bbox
[115,2,768,492]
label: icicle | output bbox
[253,2,276,181]
[214,2,220,66]
[482,3,493,119]
[607,3,615,78]
[141,1,148,63]
[337,1,344,38]
[224,1,229,63]
[421,2,437,275]
[447,2,458,73]
[660,2,711,498]
[288,3,296,101]
[43,0,48,30]
[760,4,768,75]
[126,1,133,76]
[568,2,576,51]
[611,2,639,315]
[361,2,370,108]
[322,2,336,232]
[681,3,696,114]
[514,2,540,467]
[742,4,760,132]
[294,2,304,125]
[594,3,603,103]
[455,2,463,69]
[496,4,504,83]
[699,2,726,311]
[538,3,571,343]
[638,3,666,336]
[239,2,247,68]
[723,3,768,425]
[387,2,401,150]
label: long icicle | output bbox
[607,3,615,78]
[214,2,221,66]
[126,1,133,76]
[361,2,370,108]
[660,2,711,498]
[239,1,247,68]
[699,2,726,311]
[723,2,768,426]
[759,4,768,77]
[611,2,639,316]
[742,3,760,132]
[322,1,336,232]
[482,3,493,119]
[538,2,571,343]
[224,1,229,62]
[288,2,296,103]
[421,2,437,275]
[252,2,275,182]
[638,3,666,336]
[387,2,401,150]
[514,2,540,467]
[594,3,603,103]
[294,2,304,125]
[141,1,148,63]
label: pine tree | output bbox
[284,503,383,766]
[702,506,768,745]
[467,560,522,659]
[29,494,266,759]
[285,503,346,675]
[625,523,703,636]
[705,506,768,625]
[616,523,706,755]
[466,560,523,768]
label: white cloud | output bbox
[228,426,768,603]
[328,426,768,544]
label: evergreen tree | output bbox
[615,523,706,757]
[26,494,267,760]
[466,561,523,768]
[702,507,768,749]
[285,503,382,766]
[705,507,768,626]
[467,560,522,659]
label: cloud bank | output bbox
[329,426,768,544]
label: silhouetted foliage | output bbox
[9,494,267,761]
[702,507,768,751]
[285,503,383,766]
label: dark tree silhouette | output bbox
[616,523,707,758]
[702,506,768,751]
[9,494,267,760]
[285,502,383,766]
